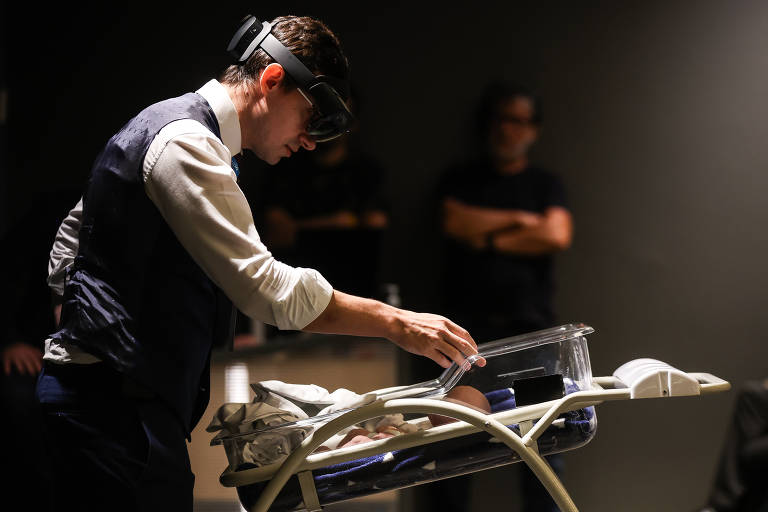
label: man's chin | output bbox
[493,148,529,162]
[268,150,295,165]
[245,148,281,165]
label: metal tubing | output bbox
[522,388,629,446]
[250,398,579,512]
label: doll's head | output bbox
[428,385,491,427]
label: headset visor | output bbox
[303,81,353,143]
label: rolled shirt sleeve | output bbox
[143,119,333,331]
[47,197,83,296]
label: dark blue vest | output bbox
[52,92,235,434]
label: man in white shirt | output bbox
[36,15,483,512]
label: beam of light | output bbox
[225,361,250,404]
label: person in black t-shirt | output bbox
[231,114,390,345]
[261,134,389,301]
[409,82,573,512]
[438,82,572,343]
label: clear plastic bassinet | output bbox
[214,323,597,511]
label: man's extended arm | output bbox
[304,290,481,369]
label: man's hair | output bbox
[219,15,349,89]
[475,81,543,136]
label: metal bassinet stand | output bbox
[218,361,730,512]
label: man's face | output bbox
[248,85,317,165]
[488,96,538,162]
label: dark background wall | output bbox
[3,2,767,510]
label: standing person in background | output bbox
[261,130,389,300]
[235,90,390,343]
[409,81,573,512]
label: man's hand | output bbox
[388,310,486,369]
[297,210,359,230]
[2,342,43,376]
[504,210,542,228]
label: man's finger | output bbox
[18,355,32,375]
[443,321,478,350]
[22,358,36,376]
[11,358,24,375]
[440,329,486,367]
[29,351,43,374]
[429,350,452,369]
[433,338,466,368]
[441,329,480,358]
[24,354,42,375]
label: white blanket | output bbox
[207,381,378,469]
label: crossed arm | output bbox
[442,197,573,255]
[264,207,388,248]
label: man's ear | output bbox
[259,63,286,96]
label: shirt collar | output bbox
[196,79,242,156]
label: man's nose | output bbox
[299,133,316,151]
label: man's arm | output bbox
[144,123,333,331]
[145,123,483,368]
[304,290,483,369]
[296,211,359,230]
[46,198,83,326]
[48,198,83,297]
[442,197,541,242]
[442,197,572,254]
[264,207,387,248]
[490,206,573,255]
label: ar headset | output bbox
[227,15,353,143]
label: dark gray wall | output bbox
[5,2,767,510]
[0,1,7,234]
[356,3,768,511]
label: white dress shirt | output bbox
[44,79,333,364]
